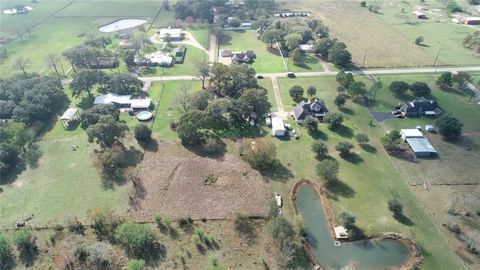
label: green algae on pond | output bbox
[295,184,410,270]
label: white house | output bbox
[400,129,423,140]
[158,28,183,40]
[144,51,174,67]
[271,117,286,137]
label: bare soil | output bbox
[132,142,272,221]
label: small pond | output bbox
[295,184,410,270]
[99,19,147,33]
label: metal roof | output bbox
[60,108,78,120]
[406,138,437,154]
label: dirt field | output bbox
[132,142,272,221]
[279,0,436,67]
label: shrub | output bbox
[134,124,152,142]
[115,222,158,258]
[154,214,162,226]
[0,234,13,269]
[88,242,114,270]
[307,86,317,97]
[445,221,461,234]
[311,140,328,159]
[388,199,403,217]
[461,232,480,254]
[324,112,344,130]
[202,136,224,155]
[436,114,463,140]
[127,259,146,270]
[355,133,369,145]
[381,130,402,152]
[335,141,354,157]
[289,85,304,103]
[415,36,424,45]
[334,95,346,107]
[208,255,226,270]
[436,72,453,90]
[339,211,356,229]
[409,82,431,97]
[316,159,339,182]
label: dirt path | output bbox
[149,31,210,56]
[270,76,288,118]
[209,33,218,63]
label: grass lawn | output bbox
[150,80,203,141]
[272,76,463,269]
[55,0,161,18]
[257,78,277,111]
[186,26,210,50]
[366,74,480,132]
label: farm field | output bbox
[274,76,464,269]
[220,30,325,73]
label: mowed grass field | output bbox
[220,30,324,73]
[273,76,463,269]
[279,0,436,68]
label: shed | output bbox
[334,226,348,239]
[299,44,314,52]
[412,11,427,19]
[271,117,286,137]
[94,93,132,106]
[400,129,424,140]
[275,193,282,207]
[406,138,437,157]
[463,17,480,25]
[60,108,80,128]
[130,98,152,110]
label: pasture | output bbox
[273,76,463,269]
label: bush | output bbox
[415,36,424,45]
[88,242,114,270]
[461,232,480,254]
[335,141,354,157]
[388,199,403,217]
[316,159,339,182]
[311,140,328,159]
[324,112,344,130]
[381,130,402,152]
[339,211,356,229]
[436,72,453,90]
[409,82,431,97]
[355,133,369,145]
[0,234,13,269]
[115,222,158,258]
[202,136,224,156]
[389,81,409,95]
[208,255,226,270]
[13,229,36,253]
[134,124,152,142]
[239,138,277,171]
[307,86,317,97]
[127,259,146,270]
[445,221,461,234]
[228,17,241,27]
[289,85,304,103]
[436,114,463,140]
[154,214,162,226]
[334,95,346,107]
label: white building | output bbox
[271,117,286,137]
[144,51,174,67]
[400,129,423,140]
[158,28,183,40]
[94,93,151,110]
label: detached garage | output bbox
[406,138,437,157]
[271,117,286,137]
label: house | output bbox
[130,99,152,110]
[299,44,315,53]
[144,51,174,67]
[412,11,427,19]
[157,28,183,40]
[292,99,328,123]
[94,93,151,110]
[463,17,480,25]
[400,129,437,157]
[231,50,256,63]
[271,117,286,137]
[174,46,186,57]
[60,108,80,128]
[400,97,442,117]
[89,57,119,69]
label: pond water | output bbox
[98,19,147,33]
[295,184,410,270]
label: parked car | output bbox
[395,114,405,119]
[265,117,272,126]
[256,75,264,79]
[391,110,402,115]
[287,72,296,78]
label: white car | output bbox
[265,117,271,126]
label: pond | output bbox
[98,19,147,33]
[295,184,410,270]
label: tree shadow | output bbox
[145,242,167,266]
[393,214,415,226]
[417,44,430,48]
[139,138,159,152]
[123,146,144,167]
[262,161,293,183]
[342,153,364,164]
[309,129,328,141]
[326,179,355,200]
[219,33,233,46]
[360,144,377,153]
[335,125,354,138]
[0,162,27,185]
[339,107,354,115]
[19,247,39,267]
[183,135,227,158]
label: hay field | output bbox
[279,0,436,67]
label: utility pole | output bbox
[362,49,367,68]
[433,49,440,72]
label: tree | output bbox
[13,229,36,255]
[239,138,277,171]
[0,101,15,119]
[209,63,257,98]
[63,45,104,71]
[304,115,319,132]
[70,69,109,98]
[335,141,354,157]
[409,82,431,97]
[316,159,339,182]
[307,86,317,97]
[289,85,304,103]
[104,73,143,96]
[360,1,366,7]
[115,222,158,259]
[452,71,473,87]
[80,104,119,129]
[348,81,367,98]
[212,26,225,43]
[197,63,210,89]
[389,81,409,95]
[176,110,207,145]
[388,199,403,217]
[436,114,463,140]
[84,36,112,49]
[261,29,283,48]
[313,38,334,56]
[312,140,329,160]
[334,95,346,107]
[86,115,129,147]
[228,17,241,27]
[284,33,302,51]
[381,130,402,152]
[290,48,302,65]
[369,81,382,101]
[355,133,369,145]
[415,36,424,45]
[238,88,270,116]
[339,211,356,229]
[188,90,211,110]
[328,42,351,67]
[0,233,13,269]
[134,124,152,142]
[12,56,32,75]
[127,259,145,270]
[324,112,344,130]
[436,72,453,90]
[45,54,63,75]
[336,70,354,89]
